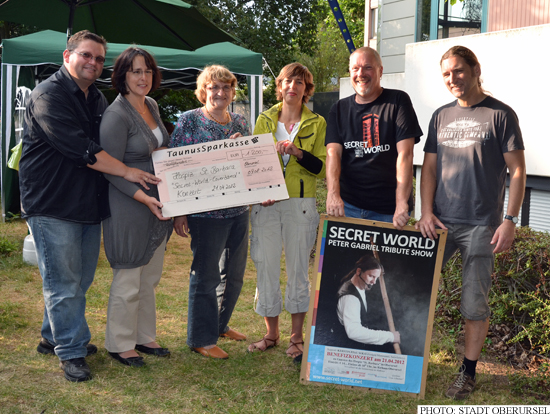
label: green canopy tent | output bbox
[1,30,263,220]
[0,0,235,50]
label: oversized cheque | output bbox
[152,133,289,217]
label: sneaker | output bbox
[59,358,92,382]
[445,369,476,400]
[37,338,98,357]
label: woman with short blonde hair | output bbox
[195,65,238,104]
[170,64,249,359]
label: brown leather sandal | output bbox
[286,340,304,359]
[247,336,280,353]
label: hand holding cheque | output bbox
[152,133,289,217]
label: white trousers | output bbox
[105,238,167,353]
[250,198,319,317]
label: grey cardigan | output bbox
[100,94,172,269]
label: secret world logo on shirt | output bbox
[343,113,390,157]
[344,140,390,157]
[438,118,490,148]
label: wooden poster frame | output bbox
[300,215,447,398]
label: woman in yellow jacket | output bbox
[247,63,326,363]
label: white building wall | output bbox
[339,73,405,99]
[378,0,417,73]
[401,24,550,177]
[404,25,550,226]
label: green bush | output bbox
[491,227,550,356]
[508,293,550,356]
[437,226,550,358]
[0,236,18,256]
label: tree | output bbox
[153,89,201,123]
[0,22,39,61]
[322,0,365,49]
[178,1,365,99]
[297,22,350,92]
[296,0,365,92]
[0,21,37,42]
[187,0,322,77]
[462,0,482,22]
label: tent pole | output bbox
[67,0,76,45]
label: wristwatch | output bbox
[504,215,518,224]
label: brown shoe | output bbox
[445,369,476,400]
[219,328,246,341]
[192,346,229,359]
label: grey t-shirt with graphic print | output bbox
[424,96,524,227]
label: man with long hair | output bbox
[416,46,526,399]
[337,254,400,346]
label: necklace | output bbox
[135,105,147,115]
[131,102,147,115]
[204,106,230,125]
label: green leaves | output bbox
[187,0,321,77]
[153,89,201,123]
[438,226,550,359]
[0,236,18,256]
[185,0,365,93]
[297,0,365,92]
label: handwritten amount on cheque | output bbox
[169,163,275,199]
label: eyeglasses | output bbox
[206,85,233,93]
[73,51,106,64]
[129,69,153,77]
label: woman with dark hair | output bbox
[336,254,400,347]
[170,65,250,359]
[247,63,326,363]
[100,47,172,367]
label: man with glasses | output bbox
[325,47,422,229]
[19,30,159,382]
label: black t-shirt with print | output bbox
[326,89,422,215]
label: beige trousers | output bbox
[105,238,167,353]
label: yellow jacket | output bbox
[254,103,326,198]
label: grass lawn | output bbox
[0,218,544,413]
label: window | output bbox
[438,0,482,39]
[417,0,432,42]
[365,0,379,49]
[416,0,486,42]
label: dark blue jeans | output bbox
[343,200,394,223]
[186,211,249,348]
[27,216,100,360]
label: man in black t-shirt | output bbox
[325,47,422,229]
[416,46,526,400]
